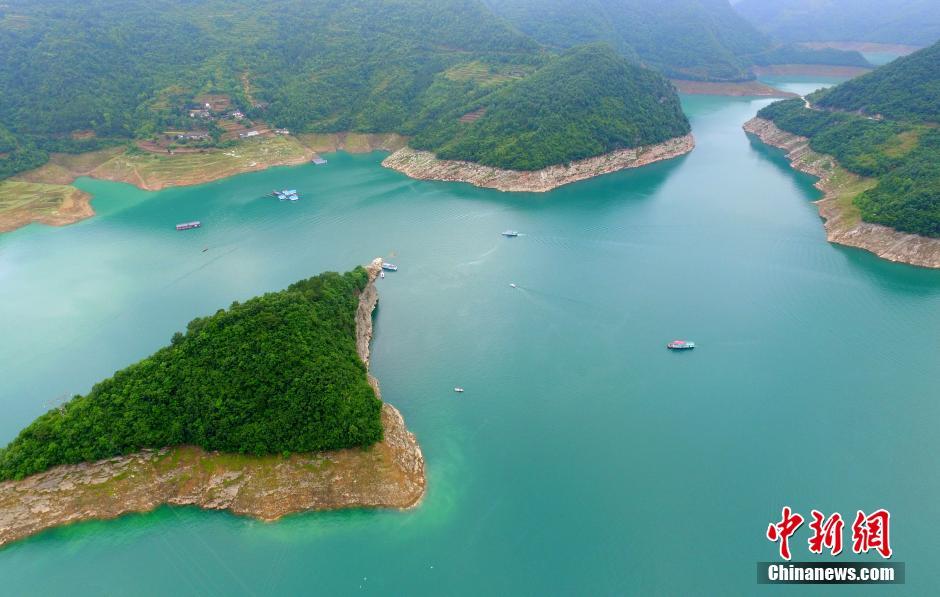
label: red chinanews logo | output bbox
[766,507,892,560]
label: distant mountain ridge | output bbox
[735,0,940,46]
[484,0,869,81]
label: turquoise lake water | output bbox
[1,88,939,595]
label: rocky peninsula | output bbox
[0,259,424,548]
[744,117,940,269]
[381,134,695,193]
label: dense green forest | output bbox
[0,267,384,481]
[0,0,870,181]
[0,0,549,177]
[757,43,940,236]
[482,0,868,81]
[813,42,940,121]
[735,0,940,46]
[410,45,691,170]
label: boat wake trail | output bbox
[457,242,501,268]
[163,246,240,290]
[517,286,594,308]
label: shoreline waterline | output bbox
[381,134,695,192]
[744,117,940,269]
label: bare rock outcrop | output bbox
[382,134,695,193]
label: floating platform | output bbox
[272,189,300,201]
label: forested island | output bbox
[745,41,940,268]
[0,0,876,232]
[0,260,425,546]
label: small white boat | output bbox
[509,283,517,288]
[454,387,464,393]
[502,230,520,237]
[381,262,398,271]
[380,271,385,278]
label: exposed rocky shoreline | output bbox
[0,258,425,548]
[751,65,873,78]
[381,134,695,192]
[744,117,940,269]
[671,79,796,98]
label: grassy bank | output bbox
[0,136,316,233]
[0,180,92,233]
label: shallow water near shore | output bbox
[1,86,939,594]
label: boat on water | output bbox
[175,221,201,231]
[380,271,385,278]
[509,283,517,288]
[667,340,695,350]
[502,230,520,237]
[454,387,464,393]
[271,189,300,201]
[312,157,328,165]
[381,262,398,271]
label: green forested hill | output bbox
[0,268,384,481]
[0,0,701,177]
[0,0,538,139]
[813,42,940,121]
[735,0,940,46]
[482,0,868,81]
[411,45,691,170]
[757,42,940,237]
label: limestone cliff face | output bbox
[744,117,940,269]
[0,259,425,548]
[381,134,695,193]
